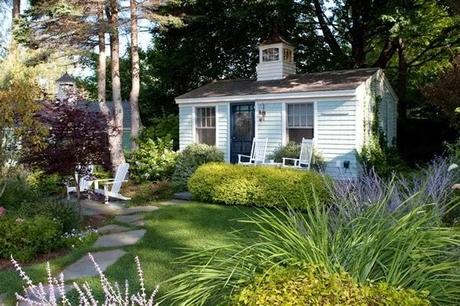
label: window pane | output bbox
[196,107,216,145]
[197,128,216,146]
[288,128,314,144]
[262,48,280,62]
[287,103,314,128]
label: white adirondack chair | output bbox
[66,165,94,199]
[94,163,131,204]
[282,138,314,170]
[238,138,268,165]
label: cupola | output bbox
[56,72,76,100]
[256,34,296,81]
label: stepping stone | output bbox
[92,230,146,248]
[61,250,126,281]
[97,224,130,234]
[130,219,145,227]
[173,192,192,201]
[18,284,72,306]
[114,214,144,225]
[81,199,118,216]
[115,206,159,216]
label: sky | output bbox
[0,1,154,77]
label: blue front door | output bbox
[230,103,255,163]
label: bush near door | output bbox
[172,144,224,191]
[188,163,329,208]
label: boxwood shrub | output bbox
[188,163,329,208]
[235,266,430,306]
[172,144,224,191]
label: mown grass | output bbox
[0,202,258,304]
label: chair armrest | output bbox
[238,154,251,163]
[99,180,128,187]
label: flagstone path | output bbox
[8,198,189,305]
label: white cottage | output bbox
[175,35,398,178]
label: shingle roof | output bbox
[56,72,76,83]
[261,33,292,46]
[177,68,380,100]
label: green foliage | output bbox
[124,181,174,207]
[235,266,430,306]
[26,170,63,196]
[270,141,326,171]
[16,200,79,234]
[128,137,177,183]
[0,174,40,210]
[166,180,460,305]
[140,114,179,150]
[0,215,62,261]
[188,163,329,209]
[359,97,407,177]
[171,144,224,191]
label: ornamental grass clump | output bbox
[165,181,460,306]
[12,254,158,306]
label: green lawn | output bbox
[0,202,259,304]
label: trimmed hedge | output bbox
[188,163,329,208]
[235,266,430,306]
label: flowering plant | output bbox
[12,253,158,305]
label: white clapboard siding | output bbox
[316,100,358,178]
[217,104,229,161]
[256,102,283,156]
[179,105,193,151]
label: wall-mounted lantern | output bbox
[258,104,266,122]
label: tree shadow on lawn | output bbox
[11,202,260,305]
[101,202,261,300]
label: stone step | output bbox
[93,229,146,248]
[97,224,130,235]
[115,206,159,216]
[114,214,145,225]
[61,250,126,281]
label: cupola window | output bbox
[283,48,293,62]
[262,48,279,62]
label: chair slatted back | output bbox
[111,163,129,193]
[251,138,268,163]
[299,138,314,165]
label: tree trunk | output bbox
[108,0,126,171]
[12,0,20,20]
[129,0,142,149]
[97,1,117,171]
[397,38,408,121]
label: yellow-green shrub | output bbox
[235,266,430,306]
[188,163,329,208]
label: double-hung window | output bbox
[287,103,314,143]
[195,107,216,146]
[262,48,280,62]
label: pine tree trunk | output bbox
[12,0,20,19]
[129,0,142,149]
[108,0,126,171]
[97,1,117,171]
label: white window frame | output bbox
[262,47,280,62]
[193,105,218,146]
[285,102,315,143]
